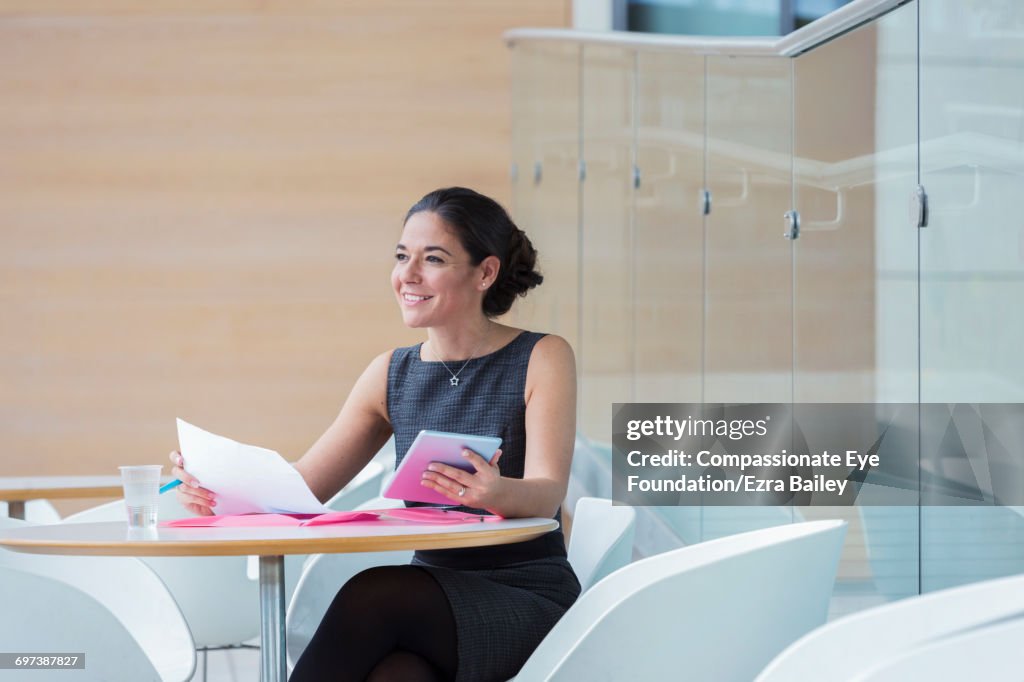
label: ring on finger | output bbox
[458,486,466,497]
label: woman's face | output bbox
[392,211,486,329]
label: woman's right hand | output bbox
[169,450,217,516]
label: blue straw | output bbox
[159,479,183,494]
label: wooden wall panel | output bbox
[0,1,569,510]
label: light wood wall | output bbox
[0,1,569,512]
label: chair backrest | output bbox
[325,460,386,511]
[0,517,195,681]
[64,494,259,649]
[285,495,411,670]
[756,571,1024,682]
[570,438,614,501]
[0,566,174,681]
[567,497,635,592]
[373,436,397,494]
[516,519,847,682]
[856,616,1024,682]
[0,499,61,523]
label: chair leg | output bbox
[202,648,208,682]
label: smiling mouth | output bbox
[403,294,433,303]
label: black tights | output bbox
[289,565,458,682]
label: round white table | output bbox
[0,516,559,681]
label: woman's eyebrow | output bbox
[395,244,454,257]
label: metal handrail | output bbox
[505,0,910,58]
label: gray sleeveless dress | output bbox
[386,331,581,682]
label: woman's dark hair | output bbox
[404,187,543,317]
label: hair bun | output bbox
[494,228,543,307]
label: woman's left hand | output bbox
[421,448,505,510]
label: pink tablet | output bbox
[383,430,502,505]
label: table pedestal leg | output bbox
[7,501,25,520]
[259,555,286,682]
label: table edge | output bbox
[1,486,124,501]
[0,520,560,557]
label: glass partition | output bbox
[698,56,795,544]
[510,0,1024,615]
[704,56,793,405]
[579,45,635,443]
[629,52,707,554]
[793,1,920,611]
[633,51,705,404]
[508,42,581,354]
[919,0,1024,592]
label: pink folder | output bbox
[383,508,500,524]
[162,511,380,528]
[161,507,500,528]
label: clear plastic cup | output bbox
[119,465,162,529]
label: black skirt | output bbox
[411,555,581,682]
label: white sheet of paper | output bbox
[176,418,328,515]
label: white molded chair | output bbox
[0,499,61,523]
[372,436,397,492]
[64,489,260,678]
[64,491,259,646]
[0,517,195,682]
[64,458,387,676]
[566,437,614,505]
[324,460,387,512]
[567,497,635,592]
[856,616,1024,682]
[756,572,1024,682]
[285,495,412,670]
[513,520,847,682]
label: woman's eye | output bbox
[394,253,445,264]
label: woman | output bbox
[170,187,580,682]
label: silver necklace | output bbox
[430,324,491,387]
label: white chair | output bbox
[64,459,387,680]
[567,497,635,592]
[755,572,1024,682]
[285,495,412,670]
[0,499,61,523]
[64,490,259,680]
[324,459,387,512]
[566,437,614,505]
[856,616,1024,682]
[0,517,195,682]
[513,519,847,682]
